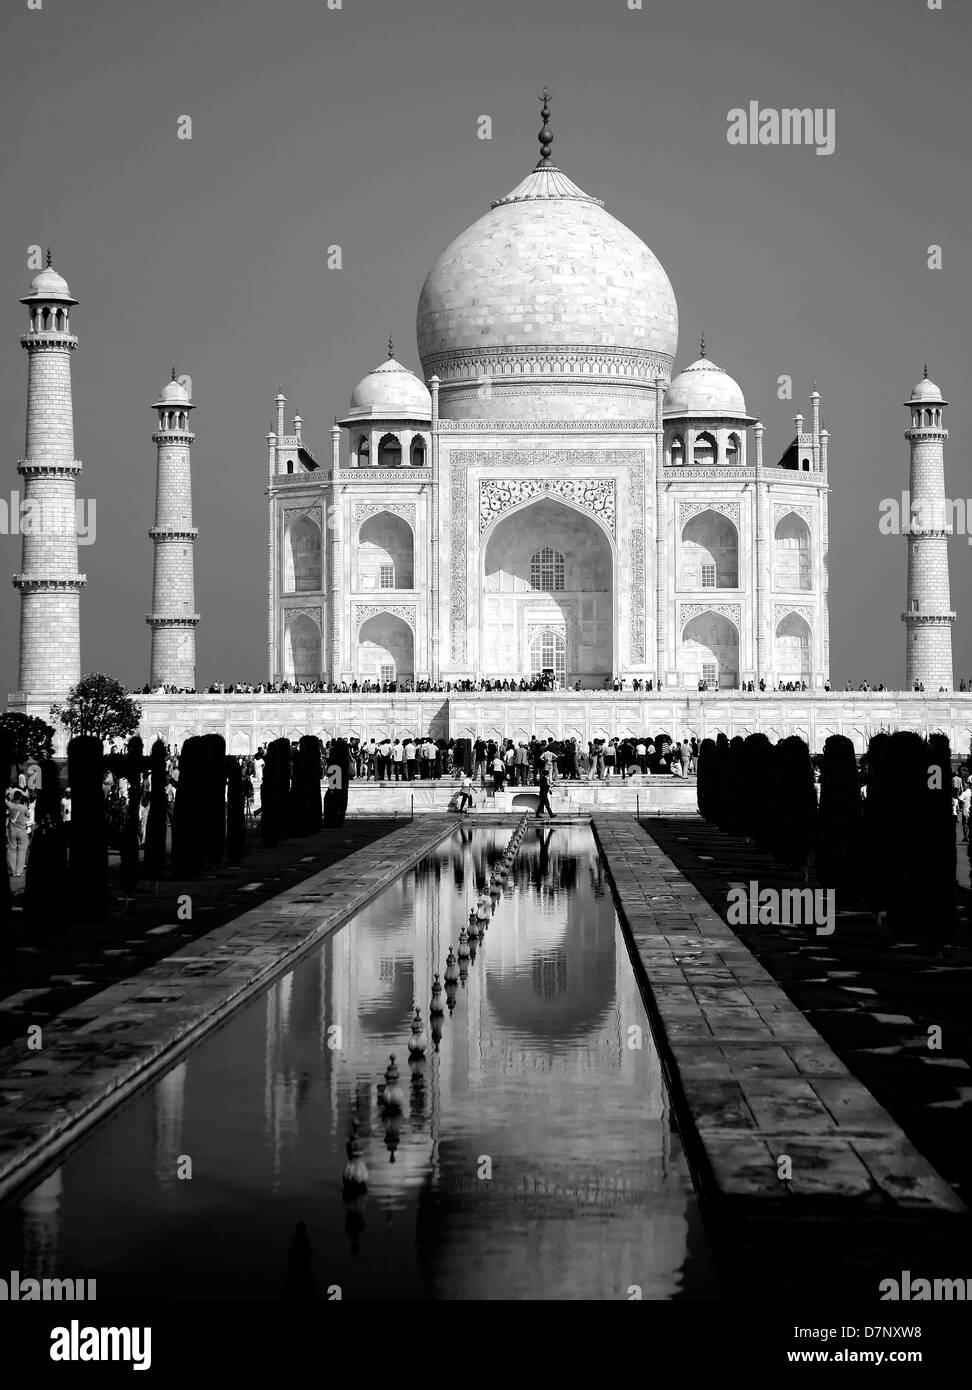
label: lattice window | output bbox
[701,564,717,588]
[379,564,395,590]
[530,547,565,591]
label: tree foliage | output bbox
[52,673,141,743]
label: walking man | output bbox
[535,769,556,820]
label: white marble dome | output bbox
[27,267,71,298]
[416,161,678,420]
[348,356,431,420]
[665,356,748,417]
[909,374,944,403]
[159,377,190,404]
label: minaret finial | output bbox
[536,86,553,167]
[923,363,929,379]
[45,247,52,268]
[700,332,706,359]
[171,365,177,382]
[388,334,394,359]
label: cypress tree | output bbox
[322,737,351,828]
[273,738,292,839]
[885,731,929,938]
[171,736,207,878]
[225,756,246,865]
[771,736,817,877]
[67,734,109,923]
[119,735,143,895]
[299,735,323,834]
[741,733,773,843]
[261,741,281,848]
[0,733,11,952]
[862,732,895,922]
[696,738,715,820]
[725,735,747,836]
[712,732,730,831]
[23,758,68,934]
[287,740,309,838]
[143,739,168,881]
[204,733,227,867]
[922,732,955,953]
[815,734,862,906]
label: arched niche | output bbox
[775,612,812,683]
[357,511,414,589]
[357,612,414,682]
[284,613,321,683]
[377,433,401,467]
[682,611,739,689]
[693,431,717,466]
[681,510,738,589]
[284,514,323,593]
[774,512,812,591]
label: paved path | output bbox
[646,816,972,1211]
[0,819,406,1048]
[593,815,969,1300]
[0,817,455,1200]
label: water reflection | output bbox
[0,826,717,1299]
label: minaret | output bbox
[15,252,85,695]
[147,369,199,689]
[902,368,954,690]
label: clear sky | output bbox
[1,0,969,695]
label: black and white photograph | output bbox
[0,0,969,1366]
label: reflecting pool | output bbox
[0,824,718,1299]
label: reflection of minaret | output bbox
[19,1168,63,1278]
[264,972,297,1188]
[154,1061,187,1188]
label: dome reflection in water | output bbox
[0,825,718,1300]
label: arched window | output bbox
[693,431,716,466]
[670,434,684,467]
[378,433,401,467]
[726,432,741,465]
[286,460,294,474]
[801,457,811,471]
[681,512,738,589]
[529,628,567,683]
[356,435,370,466]
[410,437,426,467]
[774,513,812,591]
[530,547,565,591]
[924,408,933,427]
[42,308,52,330]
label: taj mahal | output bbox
[7,93,964,757]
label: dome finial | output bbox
[387,334,394,359]
[171,365,177,382]
[699,332,706,359]
[536,86,553,167]
[923,363,929,379]
[45,246,53,268]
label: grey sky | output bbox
[1,0,968,695]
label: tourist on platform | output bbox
[680,740,691,777]
[60,787,72,823]
[514,741,529,785]
[535,769,556,820]
[473,737,488,787]
[456,773,475,813]
[958,784,971,842]
[5,788,31,878]
[602,739,617,778]
[491,750,506,792]
[404,737,416,780]
[391,738,403,780]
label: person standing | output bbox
[456,773,474,814]
[491,750,506,792]
[391,738,403,780]
[6,788,31,878]
[959,783,971,842]
[680,740,691,777]
[404,737,416,781]
[535,770,556,820]
[60,787,72,823]
[473,737,488,787]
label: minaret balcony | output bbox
[146,613,200,627]
[901,611,956,624]
[13,573,86,591]
[17,458,83,477]
[148,526,199,541]
[20,332,78,351]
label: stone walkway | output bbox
[648,816,972,1209]
[593,815,969,1299]
[0,816,455,1202]
[0,819,407,1049]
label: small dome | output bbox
[159,378,190,403]
[348,357,431,419]
[665,356,748,417]
[910,374,943,402]
[28,267,71,298]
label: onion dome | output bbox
[21,250,77,306]
[907,367,946,404]
[347,345,431,421]
[665,340,749,418]
[416,89,677,420]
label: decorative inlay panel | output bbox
[627,462,646,663]
[352,603,417,632]
[283,505,323,528]
[439,417,656,432]
[678,602,742,629]
[773,603,815,628]
[284,606,323,630]
[773,503,815,528]
[424,345,672,384]
[334,470,430,484]
[677,500,741,528]
[479,477,615,536]
[353,501,416,528]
